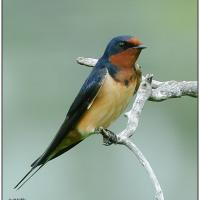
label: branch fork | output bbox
[97,74,164,200]
[77,56,197,200]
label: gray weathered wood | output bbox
[76,56,197,200]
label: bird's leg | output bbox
[95,127,118,146]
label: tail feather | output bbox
[14,167,35,189]
[31,156,41,167]
[14,164,45,190]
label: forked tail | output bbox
[14,164,45,190]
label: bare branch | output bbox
[118,75,164,200]
[97,75,164,200]
[76,57,97,67]
[118,74,153,139]
[76,57,198,100]
[122,139,164,200]
[150,80,197,101]
[77,56,197,200]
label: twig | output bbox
[97,74,164,200]
[122,139,164,200]
[149,80,197,101]
[76,56,197,200]
[76,57,197,100]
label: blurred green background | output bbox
[3,0,197,200]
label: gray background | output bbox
[3,0,197,200]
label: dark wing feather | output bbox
[14,66,107,190]
[32,66,107,167]
[48,140,83,161]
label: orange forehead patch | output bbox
[127,37,143,46]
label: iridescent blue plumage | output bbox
[14,35,146,190]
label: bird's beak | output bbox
[128,37,147,50]
[133,44,147,49]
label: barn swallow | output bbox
[14,35,146,189]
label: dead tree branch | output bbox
[76,56,197,200]
[76,57,197,101]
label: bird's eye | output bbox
[119,41,126,47]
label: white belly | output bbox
[76,73,136,137]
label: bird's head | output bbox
[102,35,146,68]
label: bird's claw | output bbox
[96,127,118,146]
[103,136,113,146]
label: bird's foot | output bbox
[96,127,118,146]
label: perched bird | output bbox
[14,35,146,189]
